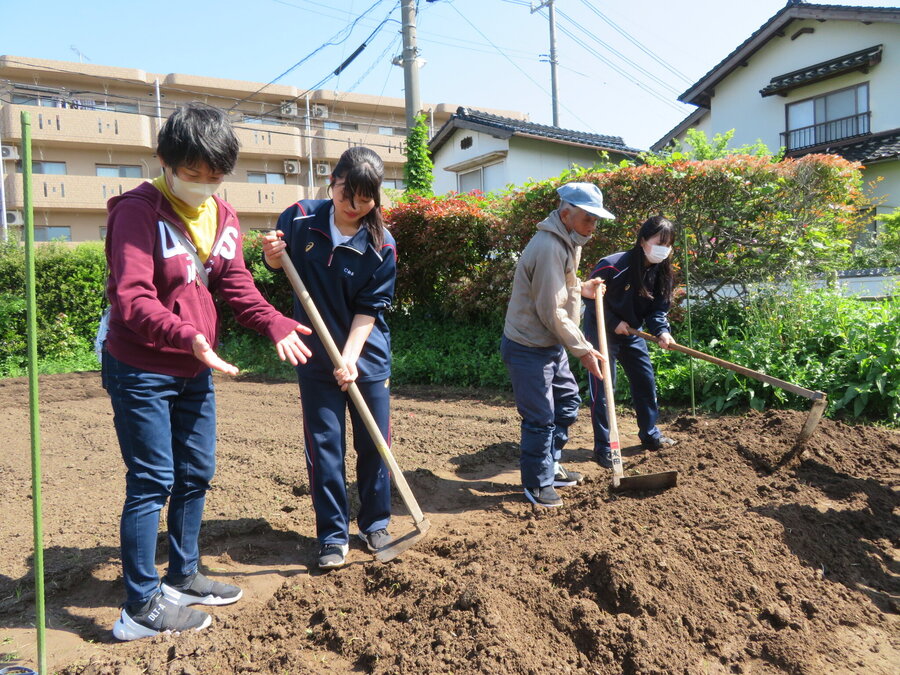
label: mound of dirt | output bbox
[0,373,897,674]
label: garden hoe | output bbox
[595,303,678,492]
[277,253,430,562]
[626,328,828,457]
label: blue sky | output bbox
[1,0,895,149]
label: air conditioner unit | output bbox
[1,145,19,160]
[5,210,24,226]
[311,104,329,119]
[315,163,331,177]
[280,100,298,116]
[283,159,301,175]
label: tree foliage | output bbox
[403,113,434,197]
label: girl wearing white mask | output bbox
[583,215,679,468]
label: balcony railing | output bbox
[781,111,871,151]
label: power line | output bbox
[444,1,597,132]
[544,10,685,113]
[578,0,693,84]
[555,7,682,98]
[227,0,392,111]
[254,1,401,118]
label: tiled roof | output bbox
[760,45,882,96]
[789,128,900,163]
[429,107,641,156]
[680,3,900,107]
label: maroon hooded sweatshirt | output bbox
[104,182,298,378]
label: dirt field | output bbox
[0,371,897,674]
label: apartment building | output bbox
[0,55,524,242]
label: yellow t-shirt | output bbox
[151,174,218,262]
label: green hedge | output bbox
[0,238,104,376]
[1,152,897,423]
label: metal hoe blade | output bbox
[374,518,432,563]
[612,470,678,493]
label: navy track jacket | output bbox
[271,199,397,382]
[584,249,671,337]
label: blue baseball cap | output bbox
[556,182,615,220]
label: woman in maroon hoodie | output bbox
[100,103,311,640]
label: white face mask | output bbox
[168,170,219,208]
[645,244,672,264]
[569,229,592,247]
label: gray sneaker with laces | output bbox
[524,485,563,507]
[112,591,211,641]
[318,543,350,569]
[358,528,393,553]
[161,571,243,607]
[553,463,584,487]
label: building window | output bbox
[783,83,869,150]
[93,101,140,113]
[247,172,286,184]
[12,93,62,107]
[243,115,283,126]
[96,165,142,178]
[34,226,71,242]
[458,168,482,193]
[378,126,406,136]
[99,226,108,240]
[17,161,67,175]
[460,136,473,150]
[323,121,359,132]
[383,178,406,190]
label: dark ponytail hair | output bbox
[330,146,386,248]
[630,215,675,303]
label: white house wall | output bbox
[868,161,900,215]
[431,129,510,194]
[505,137,606,189]
[707,19,900,150]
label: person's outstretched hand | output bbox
[192,334,239,375]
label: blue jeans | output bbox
[500,337,580,489]
[102,351,216,605]
[299,376,392,547]
[582,327,661,451]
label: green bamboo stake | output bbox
[22,110,47,675]
[683,225,696,416]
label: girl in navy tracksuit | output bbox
[583,215,679,466]
[263,146,396,569]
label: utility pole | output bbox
[400,0,422,133]
[532,0,560,127]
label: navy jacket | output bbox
[584,249,671,337]
[271,199,397,382]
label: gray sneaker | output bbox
[524,485,563,508]
[318,543,349,569]
[553,463,584,487]
[112,591,211,641]
[161,571,243,607]
[358,528,393,553]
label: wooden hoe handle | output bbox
[278,252,426,525]
[595,301,625,486]
[627,328,825,401]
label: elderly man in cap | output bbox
[501,182,614,507]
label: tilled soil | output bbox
[0,372,897,674]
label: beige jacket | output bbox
[503,210,593,357]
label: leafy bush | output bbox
[0,238,105,376]
[385,192,500,315]
[653,282,900,423]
